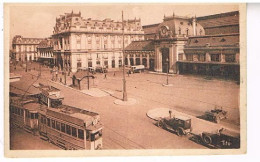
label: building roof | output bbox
[12,35,45,45]
[125,40,154,51]
[185,33,239,48]
[38,39,54,48]
[197,11,239,29]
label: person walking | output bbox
[104,74,107,79]
[113,72,116,77]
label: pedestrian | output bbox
[128,70,130,77]
[55,70,58,81]
[104,74,107,79]
[113,72,116,77]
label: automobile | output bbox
[88,67,96,74]
[157,111,192,136]
[129,65,145,74]
[194,128,240,149]
[204,106,227,123]
[95,65,108,73]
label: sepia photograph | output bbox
[4,3,246,157]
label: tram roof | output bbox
[46,105,100,127]
[23,102,40,112]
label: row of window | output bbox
[40,115,88,140]
[183,54,236,62]
[10,106,38,119]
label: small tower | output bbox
[192,15,197,36]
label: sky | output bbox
[7,3,239,39]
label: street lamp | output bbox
[122,10,127,101]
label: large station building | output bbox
[125,11,240,79]
[52,11,144,73]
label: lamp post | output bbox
[166,58,169,85]
[122,11,127,101]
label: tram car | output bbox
[9,96,39,133]
[38,104,103,150]
[9,83,103,150]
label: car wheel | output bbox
[157,120,163,128]
[176,127,184,136]
[203,135,212,145]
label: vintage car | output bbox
[95,65,108,73]
[204,107,227,123]
[157,111,192,136]
[195,128,240,149]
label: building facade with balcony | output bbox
[12,35,44,62]
[37,38,54,67]
[52,11,144,73]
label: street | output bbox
[9,62,240,149]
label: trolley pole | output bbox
[122,11,127,101]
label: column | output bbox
[133,54,136,65]
[221,53,225,63]
[140,53,143,65]
[206,52,210,62]
[147,54,150,69]
[169,45,174,73]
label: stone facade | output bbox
[52,11,144,72]
[126,13,205,73]
[12,35,44,62]
[37,39,54,66]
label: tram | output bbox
[9,83,103,150]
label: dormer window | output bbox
[220,38,226,42]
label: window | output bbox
[47,118,50,127]
[225,54,236,62]
[187,54,193,61]
[211,54,220,62]
[72,127,77,137]
[199,54,205,62]
[66,125,71,135]
[78,129,84,140]
[61,123,65,133]
[31,113,35,119]
[41,117,44,123]
[56,121,61,131]
[180,22,183,25]
[51,119,55,129]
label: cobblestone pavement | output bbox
[9,62,240,149]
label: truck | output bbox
[129,65,145,74]
[157,111,192,136]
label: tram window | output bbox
[21,109,24,116]
[11,107,14,113]
[31,113,34,119]
[41,117,43,123]
[72,127,77,137]
[78,129,84,140]
[66,125,71,135]
[15,107,18,114]
[35,113,38,119]
[18,108,20,115]
[51,120,55,129]
[61,123,65,133]
[47,118,50,127]
[56,121,61,131]
[43,117,46,124]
